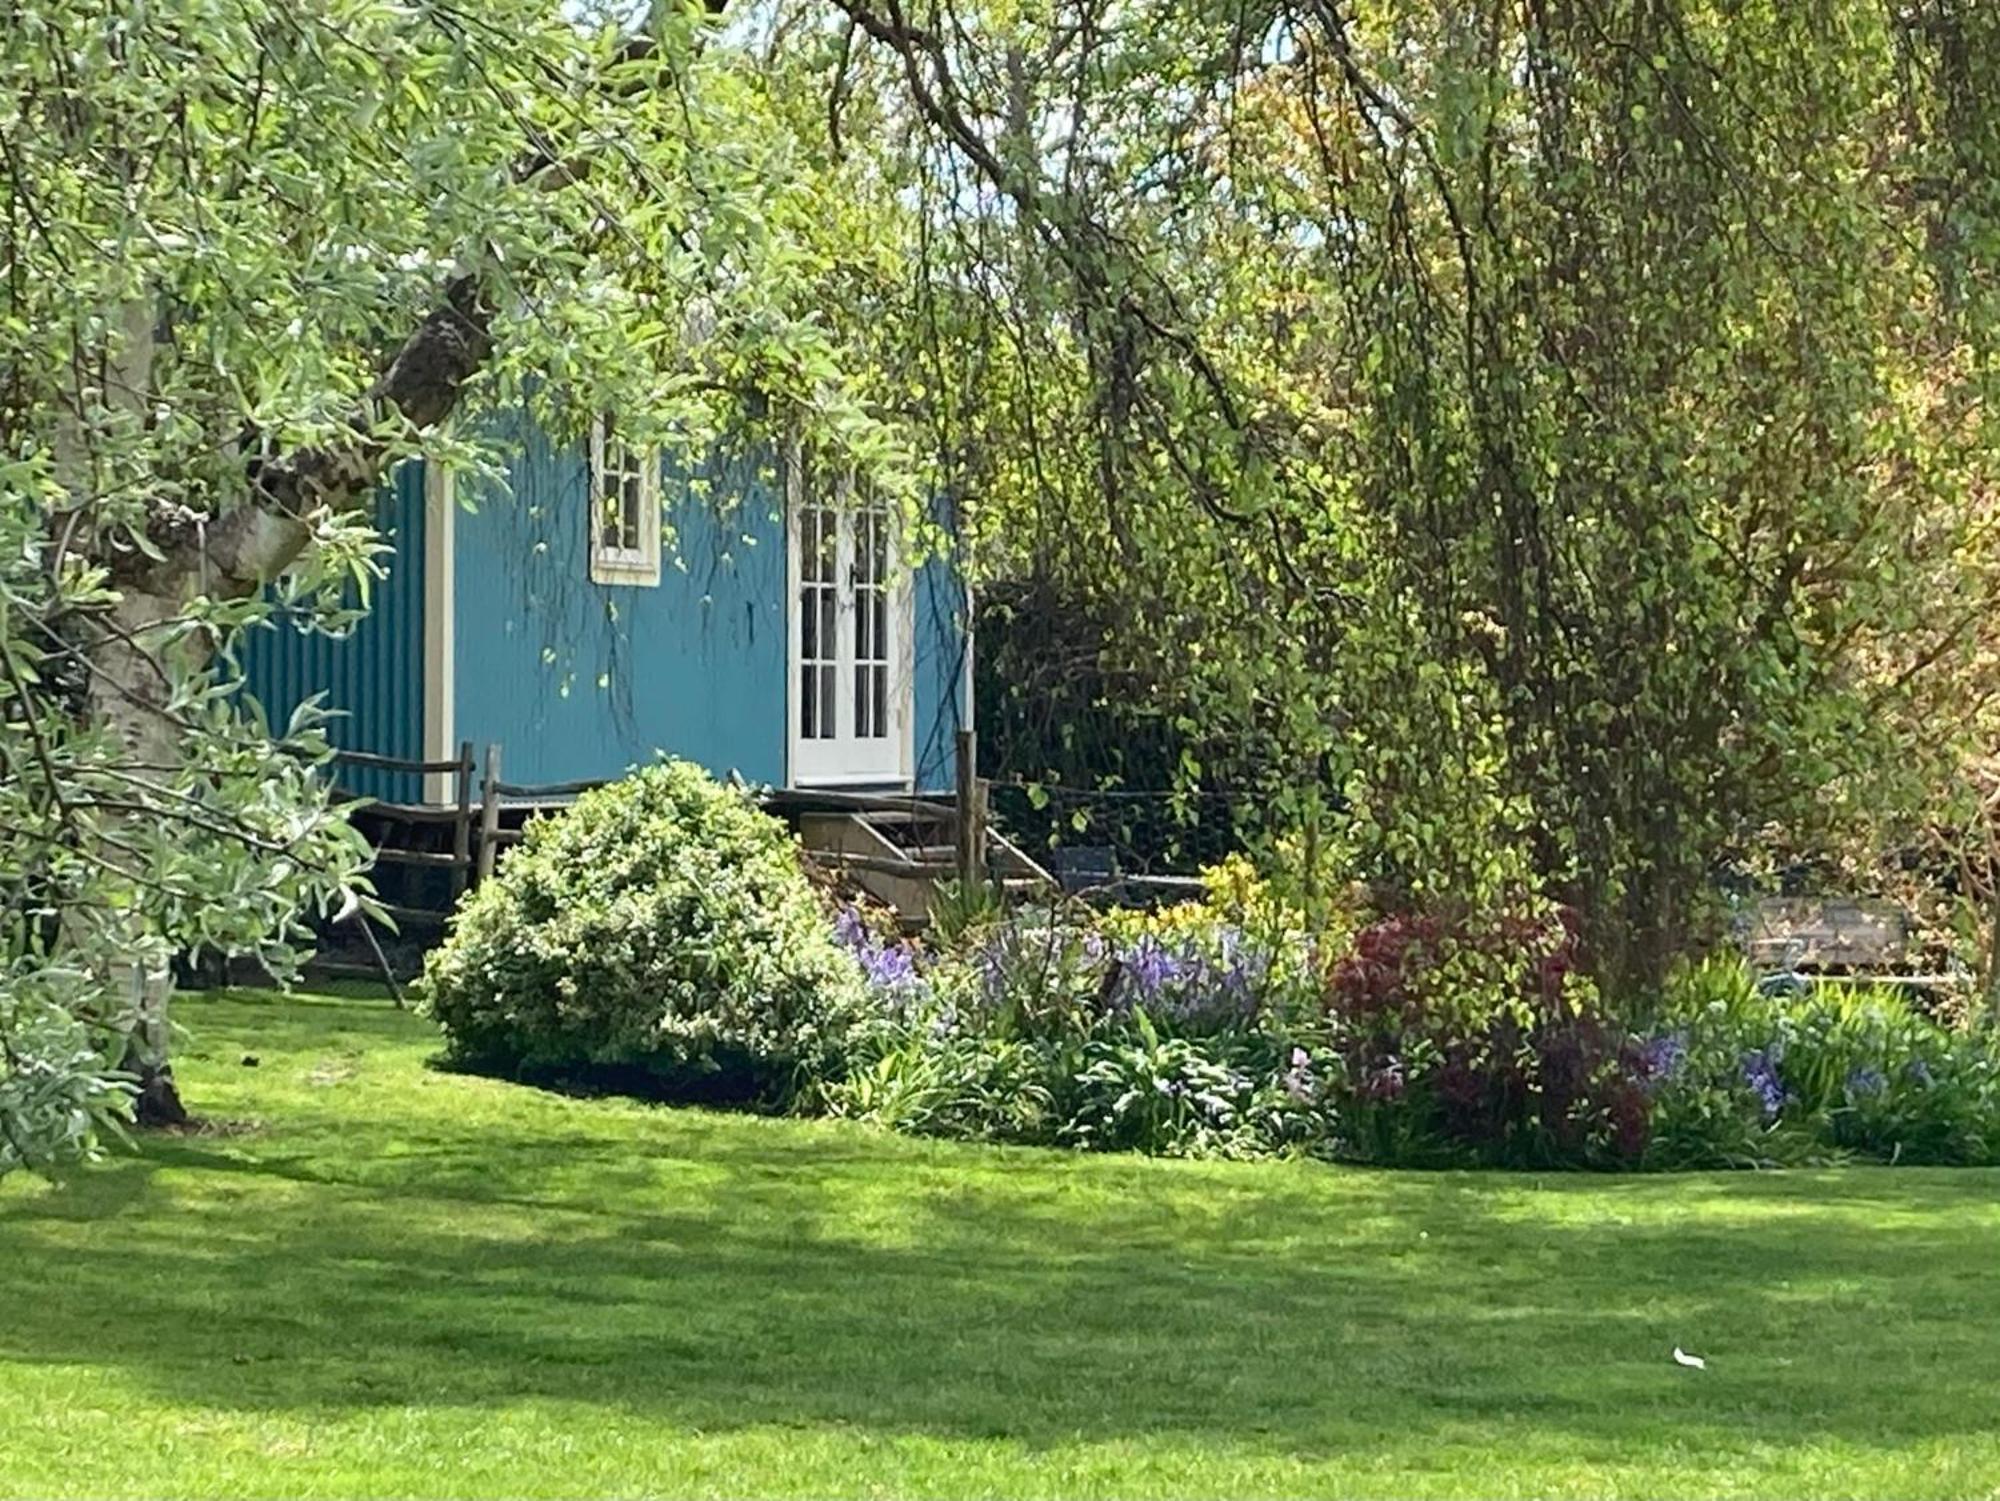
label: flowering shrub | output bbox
[1323,906,1651,1167]
[418,762,867,1105]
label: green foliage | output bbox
[834,1029,1058,1143]
[0,962,131,1176]
[829,0,2000,991]
[1066,1008,1326,1159]
[419,762,866,1105]
[923,876,1006,948]
[1,0,927,1168]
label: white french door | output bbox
[787,458,913,786]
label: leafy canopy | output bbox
[0,0,916,1171]
[812,0,2000,989]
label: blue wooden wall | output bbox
[234,464,427,804]
[912,522,970,789]
[452,419,788,786]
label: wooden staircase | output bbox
[768,788,1053,927]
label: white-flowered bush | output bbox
[419,761,866,1105]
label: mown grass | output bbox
[3,990,1998,1498]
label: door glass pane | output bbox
[799,500,841,741]
[850,500,890,741]
[797,478,900,764]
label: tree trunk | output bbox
[74,275,498,1126]
[81,581,223,1128]
[124,960,188,1128]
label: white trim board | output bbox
[587,415,663,587]
[422,462,457,805]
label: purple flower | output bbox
[1120,935,1180,1002]
[976,935,1008,997]
[1107,931,1270,1030]
[833,906,869,953]
[1634,1032,1688,1094]
[1741,1048,1785,1120]
[860,942,919,992]
[1215,937,1267,1019]
[834,904,924,1010]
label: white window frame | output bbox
[588,415,662,587]
[785,442,914,788]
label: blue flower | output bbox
[973,932,1014,1007]
[1906,1057,1934,1089]
[860,942,919,992]
[834,905,925,1010]
[1741,1048,1785,1120]
[832,905,869,953]
[1120,935,1180,1002]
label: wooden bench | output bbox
[1740,896,1964,997]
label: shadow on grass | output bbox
[4,992,1998,1464]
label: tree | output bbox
[0,0,916,1169]
[812,0,2000,995]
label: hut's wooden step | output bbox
[795,808,1052,923]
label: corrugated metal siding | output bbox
[913,550,970,792]
[452,426,972,793]
[236,463,427,804]
[453,429,792,787]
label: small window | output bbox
[588,414,660,586]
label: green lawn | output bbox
[3,993,1998,1498]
